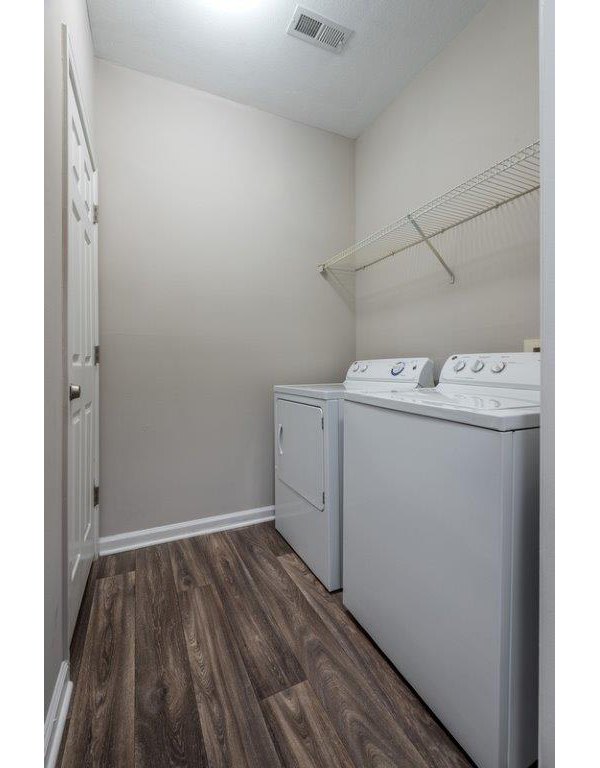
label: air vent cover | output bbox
[287,6,353,54]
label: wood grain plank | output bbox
[61,573,135,768]
[168,536,212,593]
[96,550,137,579]
[262,682,355,768]
[240,522,294,556]
[135,545,208,767]
[178,583,282,768]
[194,531,305,700]
[279,551,474,768]
[227,529,429,768]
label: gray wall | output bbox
[354,0,540,375]
[95,60,355,537]
[539,0,554,764]
[45,0,95,714]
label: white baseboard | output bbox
[98,505,275,555]
[44,660,72,768]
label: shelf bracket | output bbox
[407,215,455,285]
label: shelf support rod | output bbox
[408,215,455,284]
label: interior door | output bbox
[66,71,98,641]
[276,399,324,511]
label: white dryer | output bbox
[274,357,434,590]
[343,352,540,768]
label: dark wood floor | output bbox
[58,522,474,768]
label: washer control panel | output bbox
[346,358,434,387]
[440,353,540,388]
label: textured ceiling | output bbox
[88,0,488,138]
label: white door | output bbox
[66,62,98,641]
[275,399,324,511]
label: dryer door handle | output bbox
[277,423,284,456]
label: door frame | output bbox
[538,0,555,762]
[61,25,99,645]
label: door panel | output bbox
[67,76,98,641]
[275,399,324,511]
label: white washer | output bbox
[274,357,434,590]
[343,352,540,768]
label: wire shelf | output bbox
[319,141,540,282]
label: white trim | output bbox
[44,661,73,768]
[98,505,275,555]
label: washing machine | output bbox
[343,352,540,768]
[273,357,434,590]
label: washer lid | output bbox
[344,386,540,431]
[394,389,539,411]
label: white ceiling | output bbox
[88,0,488,138]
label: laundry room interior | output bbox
[43,1,555,767]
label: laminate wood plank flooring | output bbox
[237,518,295,556]
[135,544,208,767]
[169,536,212,592]
[178,583,282,768]
[59,521,474,768]
[193,531,305,700]
[96,549,137,579]
[61,573,135,768]
[262,681,355,768]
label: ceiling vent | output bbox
[287,6,353,54]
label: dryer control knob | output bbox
[352,363,360,372]
[391,362,405,376]
[491,361,506,373]
[471,359,485,373]
[360,364,368,373]
[453,360,466,372]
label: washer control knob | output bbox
[352,363,360,373]
[391,362,405,376]
[453,360,466,372]
[491,361,506,374]
[471,359,485,373]
[360,364,368,373]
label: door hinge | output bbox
[322,491,325,505]
[93,485,100,507]
[93,204,99,225]
[321,415,324,429]
[94,345,100,365]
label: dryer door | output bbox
[276,399,324,511]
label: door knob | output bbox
[69,384,81,401]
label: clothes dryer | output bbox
[274,357,434,589]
